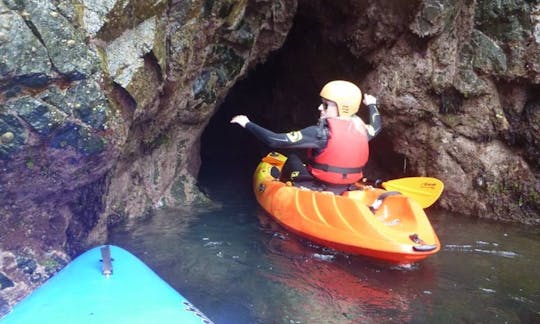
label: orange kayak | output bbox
[253,152,441,264]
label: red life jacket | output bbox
[307,118,369,184]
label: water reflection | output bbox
[109,200,540,324]
[265,246,410,321]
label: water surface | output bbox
[109,169,540,323]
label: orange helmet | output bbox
[319,80,362,117]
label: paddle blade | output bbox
[382,177,444,208]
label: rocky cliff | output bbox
[0,0,538,313]
[0,0,296,312]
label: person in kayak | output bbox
[230,80,381,187]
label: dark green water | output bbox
[109,168,540,324]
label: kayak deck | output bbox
[2,245,213,324]
[254,152,440,264]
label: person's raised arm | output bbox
[363,94,381,139]
[231,114,287,147]
[230,115,324,149]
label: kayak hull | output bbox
[253,152,441,264]
[1,245,212,324]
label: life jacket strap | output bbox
[309,160,363,177]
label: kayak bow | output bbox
[2,245,213,324]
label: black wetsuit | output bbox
[245,104,381,149]
[245,104,382,184]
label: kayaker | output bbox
[230,80,381,187]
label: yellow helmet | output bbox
[319,80,362,117]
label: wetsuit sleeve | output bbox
[364,104,382,140]
[245,122,326,149]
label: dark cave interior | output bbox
[199,6,407,188]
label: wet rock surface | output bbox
[0,0,296,312]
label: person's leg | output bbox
[280,154,313,182]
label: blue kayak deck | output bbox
[2,245,212,324]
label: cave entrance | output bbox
[198,5,401,195]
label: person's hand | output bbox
[363,94,377,105]
[230,115,250,128]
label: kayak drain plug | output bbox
[409,233,424,244]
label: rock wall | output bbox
[0,0,296,312]
[364,0,540,224]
